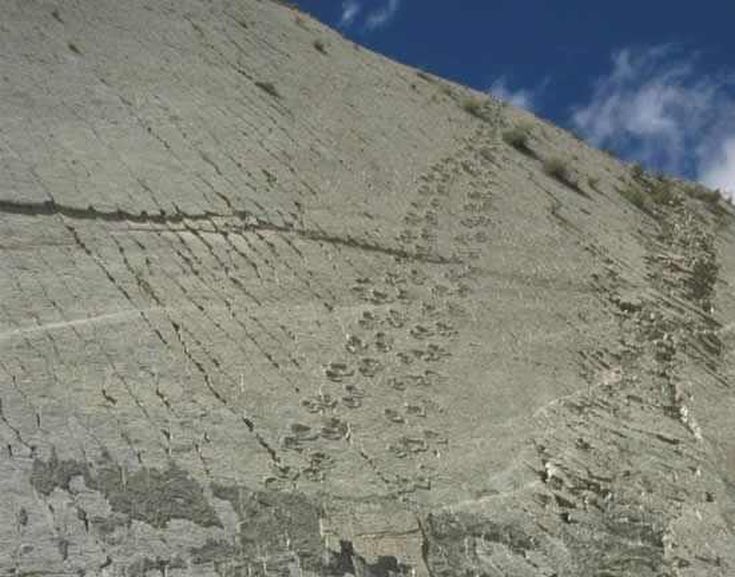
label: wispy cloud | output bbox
[488,77,536,111]
[700,137,735,196]
[571,46,735,196]
[365,0,401,30]
[339,0,362,28]
[339,0,400,32]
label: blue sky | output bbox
[293,0,735,196]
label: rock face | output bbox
[1,1,735,575]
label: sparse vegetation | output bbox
[461,96,498,121]
[647,180,676,206]
[619,179,675,214]
[687,183,721,205]
[502,125,531,154]
[688,249,719,304]
[461,96,488,120]
[543,157,576,189]
[313,39,327,54]
[619,185,648,212]
[630,163,645,179]
[624,165,679,212]
[254,81,280,98]
[686,184,730,218]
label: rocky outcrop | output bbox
[1,1,734,575]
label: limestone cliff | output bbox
[1,1,735,575]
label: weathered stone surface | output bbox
[2,0,735,574]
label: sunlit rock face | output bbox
[1,1,735,575]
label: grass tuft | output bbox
[502,125,532,154]
[687,184,721,205]
[630,163,645,179]
[543,157,575,188]
[619,186,649,212]
[647,181,676,206]
[461,96,487,119]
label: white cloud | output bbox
[488,77,535,111]
[339,0,400,32]
[571,46,735,194]
[339,0,361,28]
[700,137,735,197]
[365,0,400,30]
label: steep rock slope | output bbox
[1,1,735,575]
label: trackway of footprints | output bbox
[281,125,501,493]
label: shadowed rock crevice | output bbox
[0,198,454,263]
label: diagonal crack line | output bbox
[263,224,457,264]
[0,198,215,224]
[0,198,457,264]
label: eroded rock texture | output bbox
[2,1,735,575]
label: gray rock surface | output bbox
[2,1,735,575]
